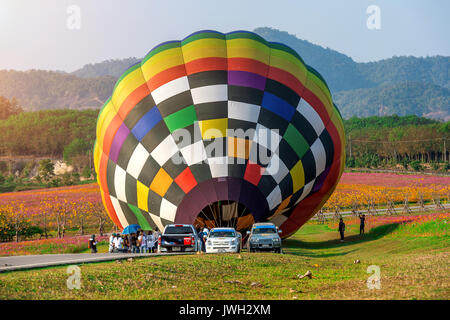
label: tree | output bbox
[38,159,54,182]
[0,201,30,242]
[63,138,90,163]
[90,201,109,236]
[81,166,92,179]
[0,96,22,120]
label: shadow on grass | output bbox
[284,223,400,257]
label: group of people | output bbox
[107,229,161,254]
[89,227,208,254]
[338,213,366,242]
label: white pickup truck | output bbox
[205,228,242,253]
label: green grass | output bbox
[393,219,449,238]
[0,218,448,300]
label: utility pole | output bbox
[349,137,352,158]
[89,149,92,172]
[444,139,447,163]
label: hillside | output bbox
[0,70,114,111]
[358,56,450,89]
[0,27,448,119]
[254,27,374,92]
[255,28,450,91]
[334,81,450,120]
[72,57,140,78]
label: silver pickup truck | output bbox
[246,222,282,253]
[158,224,201,253]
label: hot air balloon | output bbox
[94,30,345,238]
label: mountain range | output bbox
[0,27,448,120]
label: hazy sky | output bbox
[0,0,448,72]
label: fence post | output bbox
[317,208,325,224]
[387,197,396,215]
[402,195,412,215]
[351,201,359,217]
[433,193,445,211]
[334,206,341,220]
[418,193,427,212]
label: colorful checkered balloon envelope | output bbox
[94,30,345,238]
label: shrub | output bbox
[410,160,423,171]
[72,172,80,183]
[400,158,409,170]
[38,159,54,182]
[0,161,8,174]
[0,182,15,193]
[61,173,74,186]
[345,156,355,168]
[81,166,92,179]
[431,162,439,171]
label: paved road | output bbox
[0,252,193,273]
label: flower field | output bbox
[339,172,450,187]
[325,172,450,210]
[0,184,111,242]
[0,235,109,256]
[0,172,448,246]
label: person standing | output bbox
[108,233,115,253]
[113,234,121,252]
[88,235,97,253]
[136,231,141,253]
[116,235,125,252]
[152,228,160,253]
[130,233,138,253]
[198,229,203,251]
[198,228,207,252]
[359,214,366,235]
[338,218,345,242]
[202,227,209,251]
[147,231,155,253]
[140,231,148,253]
[123,235,130,252]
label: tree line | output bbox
[0,108,96,158]
[0,98,449,173]
[345,115,449,171]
